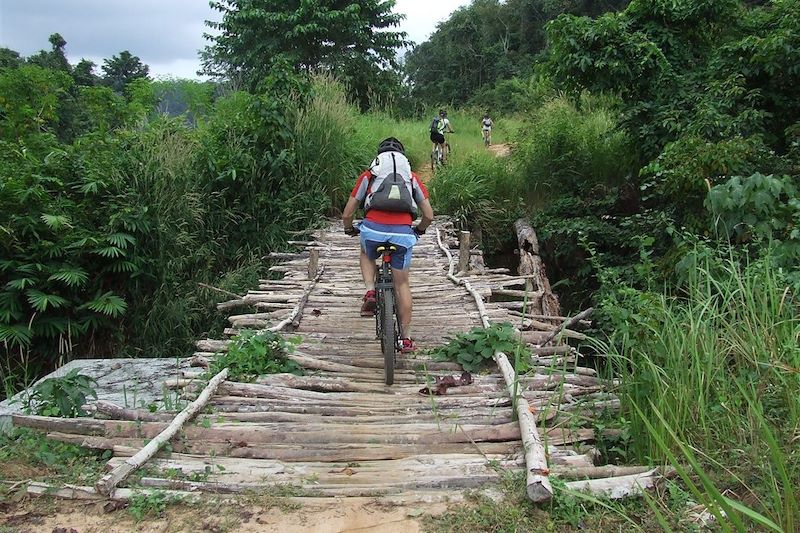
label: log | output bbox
[538,307,594,347]
[94,367,229,496]
[564,468,670,499]
[514,219,560,316]
[91,400,171,422]
[435,227,553,503]
[553,465,652,480]
[267,265,325,332]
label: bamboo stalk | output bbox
[435,227,553,503]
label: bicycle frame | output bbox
[374,243,399,384]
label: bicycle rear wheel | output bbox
[380,289,395,385]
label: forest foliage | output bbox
[0,36,372,389]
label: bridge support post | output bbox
[308,249,319,280]
[458,231,470,275]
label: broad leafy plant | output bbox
[24,368,98,417]
[430,323,530,373]
[209,330,303,382]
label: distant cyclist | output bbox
[481,113,493,146]
[429,109,454,164]
[342,137,435,353]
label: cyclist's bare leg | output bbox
[360,249,377,291]
[391,267,412,338]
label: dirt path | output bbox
[5,497,442,532]
[487,143,511,157]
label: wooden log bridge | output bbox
[15,218,662,504]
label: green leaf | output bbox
[48,267,89,288]
[80,291,128,317]
[106,232,136,249]
[26,290,69,312]
[40,214,72,231]
[94,246,126,258]
[6,277,36,290]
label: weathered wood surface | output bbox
[14,217,657,502]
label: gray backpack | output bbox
[364,151,417,215]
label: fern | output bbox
[40,214,72,231]
[93,246,126,258]
[106,232,136,248]
[5,277,36,290]
[0,324,33,347]
[48,267,89,287]
[80,291,127,317]
[25,290,69,312]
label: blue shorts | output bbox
[359,220,418,271]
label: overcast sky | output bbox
[0,0,469,79]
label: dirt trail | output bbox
[488,143,511,157]
[10,497,442,532]
[415,142,510,183]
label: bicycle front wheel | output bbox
[381,289,395,385]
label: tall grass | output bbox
[512,93,635,204]
[597,246,799,530]
[292,75,373,211]
[428,152,524,253]
[353,109,523,172]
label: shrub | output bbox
[209,330,303,382]
[23,368,98,417]
[430,323,530,373]
[429,152,524,253]
[512,93,635,203]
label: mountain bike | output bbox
[345,226,400,385]
[374,242,400,385]
[431,136,453,171]
[430,143,444,171]
[482,128,491,147]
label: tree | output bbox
[404,0,631,106]
[101,51,150,93]
[26,33,72,73]
[201,0,408,105]
[73,59,98,86]
[0,47,22,69]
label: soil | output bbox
[487,143,511,157]
[0,495,447,532]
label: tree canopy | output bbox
[201,0,408,107]
[404,0,630,106]
[101,50,150,93]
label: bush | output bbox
[597,244,800,530]
[209,330,302,382]
[512,93,636,204]
[291,75,372,212]
[429,152,524,253]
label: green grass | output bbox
[353,109,523,172]
[596,245,800,531]
[0,428,109,485]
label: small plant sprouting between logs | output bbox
[22,368,98,417]
[209,330,302,382]
[429,323,530,373]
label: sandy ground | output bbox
[1,495,448,533]
[487,143,511,157]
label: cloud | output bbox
[0,0,217,64]
[393,0,468,45]
[0,0,468,79]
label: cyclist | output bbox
[429,109,454,164]
[481,113,493,146]
[342,137,435,353]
